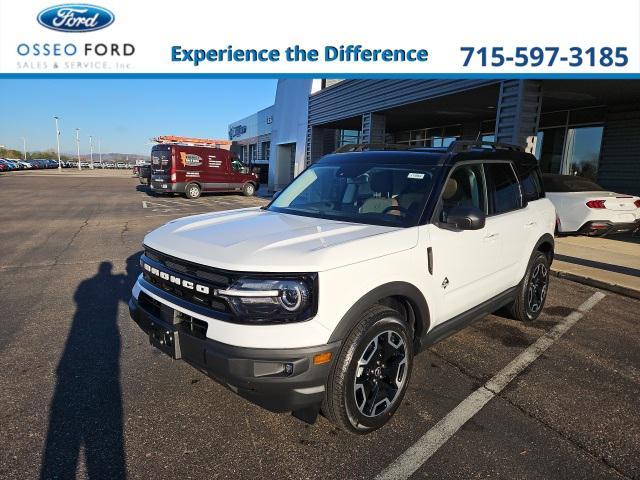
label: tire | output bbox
[242,182,256,197]
[506,251,550,322]
[322,305,413,434]
[184,183,201,199]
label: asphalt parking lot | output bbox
[1,171,639,480]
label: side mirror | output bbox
[445,206,486,230]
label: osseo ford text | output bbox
[16,43,135,57]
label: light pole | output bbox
[98,138,102,167]
[75,128,81,170]
[89,135,94,169]
[53,116,62,172]
[20,137,26,161]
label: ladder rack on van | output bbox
[152,136,232,149]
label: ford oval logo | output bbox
[37,4,115,32]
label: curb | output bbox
[551,268,640,300]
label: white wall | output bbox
[228,105,273,141]
[268,79,313,191]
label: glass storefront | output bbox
[338,130,361,147]
[562,126,603,180]
[534,108,605,181]
[535,125,603,181]
[394,124,462,147]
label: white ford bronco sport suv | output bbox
[130,141,555,433]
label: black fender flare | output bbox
[534,233,555,264]
[327,281,430,345]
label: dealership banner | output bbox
[1,0,639,76]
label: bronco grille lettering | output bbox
[142,261,210,295]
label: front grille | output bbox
[138,292,209,338]
[175,311,208,339]
[138,291,161,317]
[141,247,233,317]
[145,247,232,288]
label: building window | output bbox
[394,124,462,147]
[535,123,604,182]
[338,130,361,147]
[261,141,270,161]
[562,126,603,180]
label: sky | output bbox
[0,79,278,155]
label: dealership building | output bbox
[228,105,273,183]
[246,79,640,195]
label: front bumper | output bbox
[129,295,340,413]
[578,219,640,236]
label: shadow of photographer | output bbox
[40,253,140,479]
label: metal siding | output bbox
[598,108,640,195]
[308,80,498,125]
[495,80,542,149]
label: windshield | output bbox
[268,163,438,227]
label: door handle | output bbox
[525,221,537,228]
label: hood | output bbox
[143,208,418,272]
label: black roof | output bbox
[317,141,538,167]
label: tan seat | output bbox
[360,196,399,214]
[442,177,458,200]
[360,172,400,216]
[397,176,431,210]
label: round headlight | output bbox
[278,281,309,311]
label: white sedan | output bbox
[543,174,640,236]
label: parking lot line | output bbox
[376,291,606,480]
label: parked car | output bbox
[6,159,26,169]
[543,174,640,236]
[0,162,7,172]
[149,142,258,198]
[138,164,151,185]
[129,141,555,433]
[0,159,18,170]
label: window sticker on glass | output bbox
[408,172,425,179]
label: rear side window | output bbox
[486,162,523,215]
[518,165,544,201]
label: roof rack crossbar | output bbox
[333,143,411,153]
[446,140,523,153]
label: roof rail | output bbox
[334,143,410,153]
[447,140,523,153]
